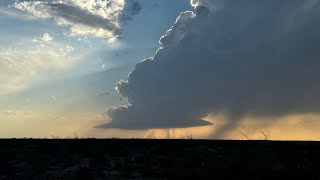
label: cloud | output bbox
[32,33,53,43]
[0,7,37,20]
[0,33,76,95]
[12,0,142,43]
[100,0,320,131]
[121,0,142,22]
[4,109,33,118]
[190,0,218,11]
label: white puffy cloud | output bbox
[32,33,54,43]
[12,0,141,43]
[0,33,76,95]
[101,0,320,133]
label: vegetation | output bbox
[0,139,319,179]
[238,127,271,140]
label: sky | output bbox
[1,0,320,140]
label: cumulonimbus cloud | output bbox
[12,0,142,43]
[100,0,320,131]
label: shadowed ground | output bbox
[0,139,320,179]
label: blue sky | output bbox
[1,0,320,140]
[0,0,193,138]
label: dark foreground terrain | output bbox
[1,139,320,179]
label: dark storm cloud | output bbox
[100,0,320,131]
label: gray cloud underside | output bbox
[100,0,320,131]
[13,0,142,38]
[46,3,120,35]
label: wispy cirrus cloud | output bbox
[0,33,77,95]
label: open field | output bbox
[0,139,320,179]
